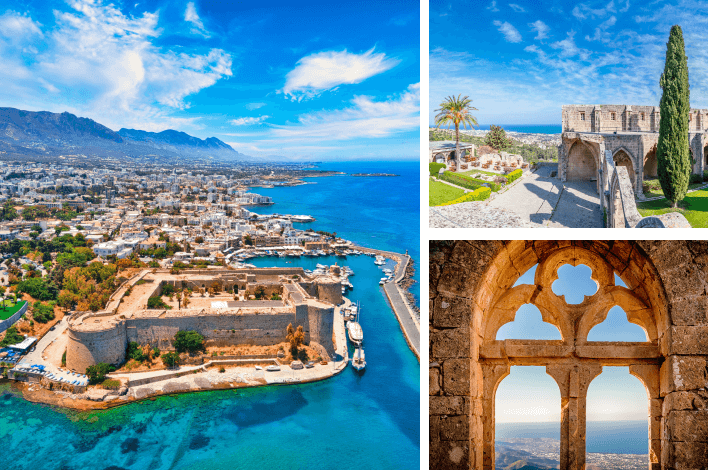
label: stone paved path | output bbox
[430,170,603,228]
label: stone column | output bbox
[546,363,602,470]
[629,364,662,470]
[481,363,510,470]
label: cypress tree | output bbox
[657,25,691,207]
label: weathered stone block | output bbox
[662,356,708,394]
[667,410,708,442]
[664,391,698,413]
[667,325,708,355]
[661,265,705,303]
[671,441,708,470]
[433,295,472,329]
[431,327,470,358]
[669,296,708,326]
[430,367,441,396]
[443,358,470,396]
[430,396,468,416]
[439,415,469,441]
[429,439,469,470]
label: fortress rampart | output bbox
[66,268,340,371]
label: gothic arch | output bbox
[470,242,667,470]
[644,144,658,179]
[566,140,598,183]
[612,147,636,189]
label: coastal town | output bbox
[0,159,419,409]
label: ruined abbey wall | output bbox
[430,241,708,470]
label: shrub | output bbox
[429,162,446,176]
[147,296,171,309]
[161,351,180,368]
[689,173,703,185]
[507,169,523,184]
[32,301,55,323]
[86,362,113,384]
[101,379,121,390]
[161,283,176,297]
[173,330,205,353]
[0,327,24,347]
[219,366,226,373]
[440,171,501,192]
[16,278,59,301]
[152,347,160,358]
[438,187,492,206]
[127,341,146,362]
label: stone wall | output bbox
[307,304,335,356]
[429,241,708,470]
[67,322,128,372]
[317,279,343,305]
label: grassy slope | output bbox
[0,300,26,321]
[429,179,465,206]
[636,189,708,227]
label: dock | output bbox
[350,245,420,360]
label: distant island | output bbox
[351,173,399,177]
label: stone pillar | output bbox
[481,363,510,470]
[594,107,601,133]
[625,106,632,132]
[629,364,662,470]
[546,363,602,470]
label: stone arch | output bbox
[612,148,636,190]
[566,141,597,182]
[469,242,667,470]
[644,144,658,179]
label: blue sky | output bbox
[496,264,649,423]
[0,0,419,160]
[430,0,708,125]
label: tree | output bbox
[434,95,478,168]
[286,323,305,357]
[657,25,692,207]
[147,296,171,309]
[86,362,112,384]
[161,352,180,368]
[254,285,266,300]
[484,125,512,152]
[173,330,205,353]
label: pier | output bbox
[350,245,420,360]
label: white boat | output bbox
[266,365,281,371]
[316,263,326,269]
[348,321,363,343]
[352,346,366,371]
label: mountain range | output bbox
[0,107,254,162]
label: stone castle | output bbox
[66,268,342,372]
[561,104,708,196]
[430,241,708,470]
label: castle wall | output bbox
[66,323,127,372]
[307,304,335,356]
[317,279,342,305]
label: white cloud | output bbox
[184,2,210,37]
[487,1,500,12]
[493,20,522,43]
[572,1,616,20]
[282,47,399,100]
[586,15,617,42]
[0,11,42,41]
[529,20,550,40]
[550,31,583,58]
[245,102,266,110]
[272,83,419,140]
[0,0,233,131]
[509,4,526,13]
[229,115,270,126]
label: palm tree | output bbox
[434,95,478,169]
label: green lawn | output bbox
[636,189,708,227]
[641,178,706,199]
[429,179,465,206]
[0,300,26,321]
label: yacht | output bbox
[347,302,363,344]
[266,365,281,372]
[352,346,366,372]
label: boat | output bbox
[255,365,262,370]
[347,302,363,344]
[266,365,281,371]
[352,346,366,371]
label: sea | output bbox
[0,160,420,470]
[475,124,562,134]
[496,420,649,454]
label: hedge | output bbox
[440,171,501,192]
[429,162,446,176]
[438,187,492,206]
[507,169,523,183]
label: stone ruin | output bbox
[430,241,708,469]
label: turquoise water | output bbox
[247,161,420,306]
[476,124,561,134]
[0,161,421,470]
